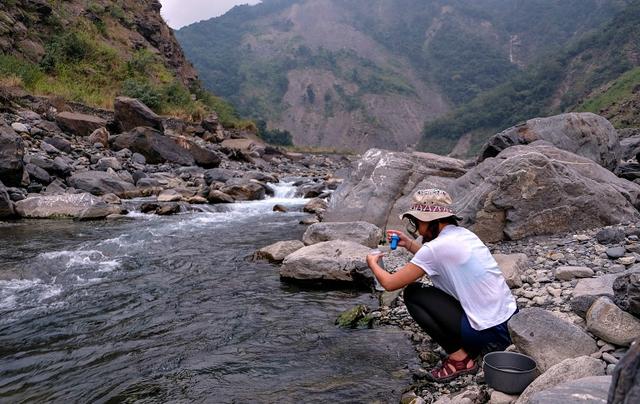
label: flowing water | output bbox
[0,183,415,403]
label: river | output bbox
[0,183,415,403]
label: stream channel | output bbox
[0,182,416,403]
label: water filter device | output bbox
[390,234,400,250]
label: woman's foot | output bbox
[427,354,478,382]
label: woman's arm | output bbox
[387,230,421,255]
[366,255,425,291]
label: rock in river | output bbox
[302,221,383,248]
[14,193,111,219]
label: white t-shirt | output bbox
[410,225,517,331]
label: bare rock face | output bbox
[479,113,621,171]
[112,127,195,166]
[586,297,640,346]
[508,308,598,372]
[450,142,640,242]
[302,221,383,248]
[325,149,467,229]
[14,193,112,219]
[608,339,640,404]
[255,240,305,263]
[528,376,611,404]
[280,240,373,286]
[55,112,107,137]
[67,171,136,197]
[0,180,15,219]
[515,356,605,404]
[0,123,25,187]
[114,97,163,132]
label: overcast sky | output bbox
[160,0,262,29]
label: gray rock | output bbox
[508,308,598,372]
[112,127,195,166]
[255,240,305,263]
[25,163,51,184]
[220,180,265,201]
[204,168,234,185]
[280,240,373,285]
[608,339,640,403]
[88,127,109,148]
[96,157,122,171]
[529,376,611,404]
[207,190,234,204]
[179,137,222,168]
[490,391,517,404]
[131,152,146,165]
[597,228,626,244]
[302,221,383,248]
[613,272,640,318]
[0,180,15,219]
[11,122,29,133]
[15,193,106,218]
[493,253,527,288]
[324,149,466,229]
[607,247,627,259]
[515,356,605,404]
[478,113,620,171]
[157,189,182,202]
[43,136,72,154]
[52,156,71,177]
[114,96,163,132]
[554,266,595,281]
[450,143,640,242]
[303,198,328,215]
[572,269,640,317]
[67,171,136,197]
[55,111,107,136]
[586,297,640,346]
[0,123,25,187]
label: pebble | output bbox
[11,122,29,133]
[602,352,619,364]
[606,246,626,259]
[607,364,617,375]
[618,256,636,265]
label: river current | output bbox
[0,183,415,403]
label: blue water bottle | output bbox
[390,234,400,250]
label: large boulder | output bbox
[14,193,111,218]
[67,171,136,197]
[479,112,621,171]
[508,308,598,372]
[608,339,640,403]
[450,143,640,242]
[302,221,383,248]
[172,136,221,168]
[112,127,195,165]
[324,149,466,229]
[0,123,25,187]
[613,272,640,318]
[255,240,305,263]
[515,356,605,404]
[492,253,527,288]
[586,297,640,346]
[572,268,640,317]
[0,180,15,218]
[280,240,373,285]
[114,96,163,132]
[55,111,107,136]
[528,376,611,404]
[220,180,265,201]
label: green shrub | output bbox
[0,55,44,88]
[121,79,162,110]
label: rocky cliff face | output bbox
[177,0,626,152]
[0,0,197,86]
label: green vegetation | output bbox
[578,67,640,117]
[256,120,293,146]
[418,0,640,155]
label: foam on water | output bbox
[0,279,63,310]
[39,250,122,271]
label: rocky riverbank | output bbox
[0,94,352,221]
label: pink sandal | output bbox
[428,355,478,382]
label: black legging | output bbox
[404,283,468,355]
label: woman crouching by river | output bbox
[366,189,518,383]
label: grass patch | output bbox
[578,67,640,114]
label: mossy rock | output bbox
[335,304,373,329]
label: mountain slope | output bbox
[177,0,627,152]
[419,0,640,155]
[0,0,244,125]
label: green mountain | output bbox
[176,0,629,152]
[420,0,640,155]
[0,0,244,126]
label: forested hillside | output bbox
[177,0,629,152]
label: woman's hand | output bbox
[366,251,384,268]
[386,230,413,250]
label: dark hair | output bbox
[427,216,458,239]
